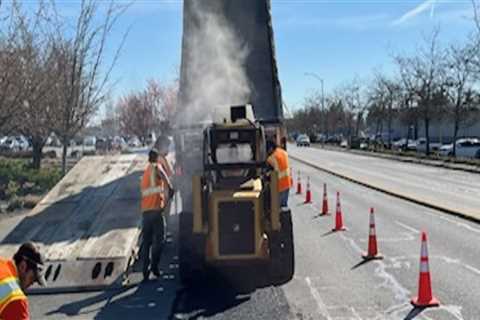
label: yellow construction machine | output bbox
[178,106,294,290]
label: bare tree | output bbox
[369,73,403,148]
[395,30,447,155]
[5,1,58,168]
[118,92,157,143]
[0,42,24,133]
[50,0,129,174]
[144,79,178,134]
[445,43,479,156]
[337,79,366,143]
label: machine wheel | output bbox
[179,211,205,286]
[269,209,295,285]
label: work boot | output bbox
[142,269,150,282]
[151,267,161,278]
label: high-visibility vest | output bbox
[141,163,166,212]
[0,258,27,315]
[267,147,292,192]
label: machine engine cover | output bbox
[218,201,255,255]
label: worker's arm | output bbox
[266,154,277,171]
[155,165,174,197]
[158,156,173,177]
[1,299,29,320]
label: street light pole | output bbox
[305,72,326,147]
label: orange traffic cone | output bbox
[305,177,312,203]
[332,192,347,232]
[411,231,440,308]
[321,183,329,215]
[362,208,383,260]
[296,171,302,194]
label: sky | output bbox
[46,0,478,118]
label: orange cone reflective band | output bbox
[321,183,329,215]
[296,170,302,194]
[362,208,383,260]
[332,191,347,232]
[305,176,312,203]
[411,231,440,308]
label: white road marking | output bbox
[305,277,331,319]
[425,212,480,235]
[394,221,420,234]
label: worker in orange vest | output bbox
[140,149,174,281]
[266,140,292,207]
[0,242,45,320]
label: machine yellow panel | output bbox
[207,191,268,262]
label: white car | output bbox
[296,134,310,147]
[415,138,441,154]
[439,138,480,158]
[1,137,19,152]
[128,136,141,148]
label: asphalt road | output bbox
[1,151,479,319]
[288,144,480,220]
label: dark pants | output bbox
[140,211,165,276]
[280,189,289,207]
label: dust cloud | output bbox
[176,0,251,127]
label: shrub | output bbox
[0,159,63,198]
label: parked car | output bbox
[326,135,342,144]
[112,136,127,151]
[350,137,368,150]
[127,136,141,148]
[438,138,480,158]
[15,136,29,151]
[315,134,326,144]
[0,137,19,152]
[296,134,310,147]
[95,137,109,152]
[415,138,441,154]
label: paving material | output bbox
[289,144,480,223]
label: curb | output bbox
[290,155,480,224]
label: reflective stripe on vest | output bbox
[142,165,164,197]
[141,164,165,212]
[0,259,26,314]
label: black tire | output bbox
[269,209,295,286]
[179,211,205,286]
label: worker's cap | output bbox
[148,148,159,162]
[16,242,46,286]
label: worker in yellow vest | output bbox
[0,242,45,320]
[266,140,292,207]
[140,149,174,281]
